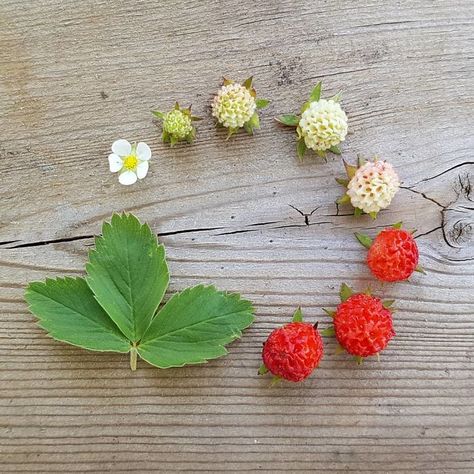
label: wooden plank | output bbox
[1,0,473,472]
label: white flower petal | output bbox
[136,160,149,179]
[136,142,151,161]
[118,170,138,185]
[108,154,123,173]
[112,139,132,157]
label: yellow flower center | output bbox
[123,155,138,170]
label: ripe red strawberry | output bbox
[260,308,323,382]
[323,284,395,361]
[356,223,422,282]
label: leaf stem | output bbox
[130,344,138,371]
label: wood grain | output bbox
[1,0,473,472]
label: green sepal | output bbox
[415,265,426,274]
[369,211,378,220]
[335,344,345,355]
[297,138,307,160]
[392,222,403,229]
[320,327,335,337]
[340,283,353,302]
[355,356,364,365]
[343,160,358,179]
[276,114,299,126]
[292,307,303,322]
[336,194,351,205]
[300,101,311,113]
[329,145,341,155]
[382,300,395,309]
[191,115,202,121]
[335,177,349,186]
[357,155,367,167]
[309,82,322,102]
[256,98,270,109]
[226,127,239,139]
[316,149,326,159]
[242,76,253,89]
[185,128,196,144]
[354,207,363,217]
[270,375,282,386]
[152,110,165,120]
[247,112,260,130]
[223,77,233,86]
[355,232,373,249]
[243,122,254,135]
[169,135,178,147]
[162,130,170,143]
[258,364,269,375]
[330,91,342,102]
[322,308,336,318]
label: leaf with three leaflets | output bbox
[25,213,255,371]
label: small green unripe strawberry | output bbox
[152,103,201,146]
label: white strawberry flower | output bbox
[108,139,151,186]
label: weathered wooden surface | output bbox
[1,0,473,472]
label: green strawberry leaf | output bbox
[340,283,353,302]
[292,307,303,322]
[25,277,130,353]
[354,207,363,217]
[355,232,373,249]
[25,213,255,371]
[138,285,254,368]
[309,82,322,102]
[276,114,299,126]
[256,98,270,109]
[86,213,170,342]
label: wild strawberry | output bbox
[277,81,348,160]
[336,157,400,218]
[356,223,423,282]
[323,284,395,362]
[259,308,323,382]
[152,103,201,146]
[212,77,269,138]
